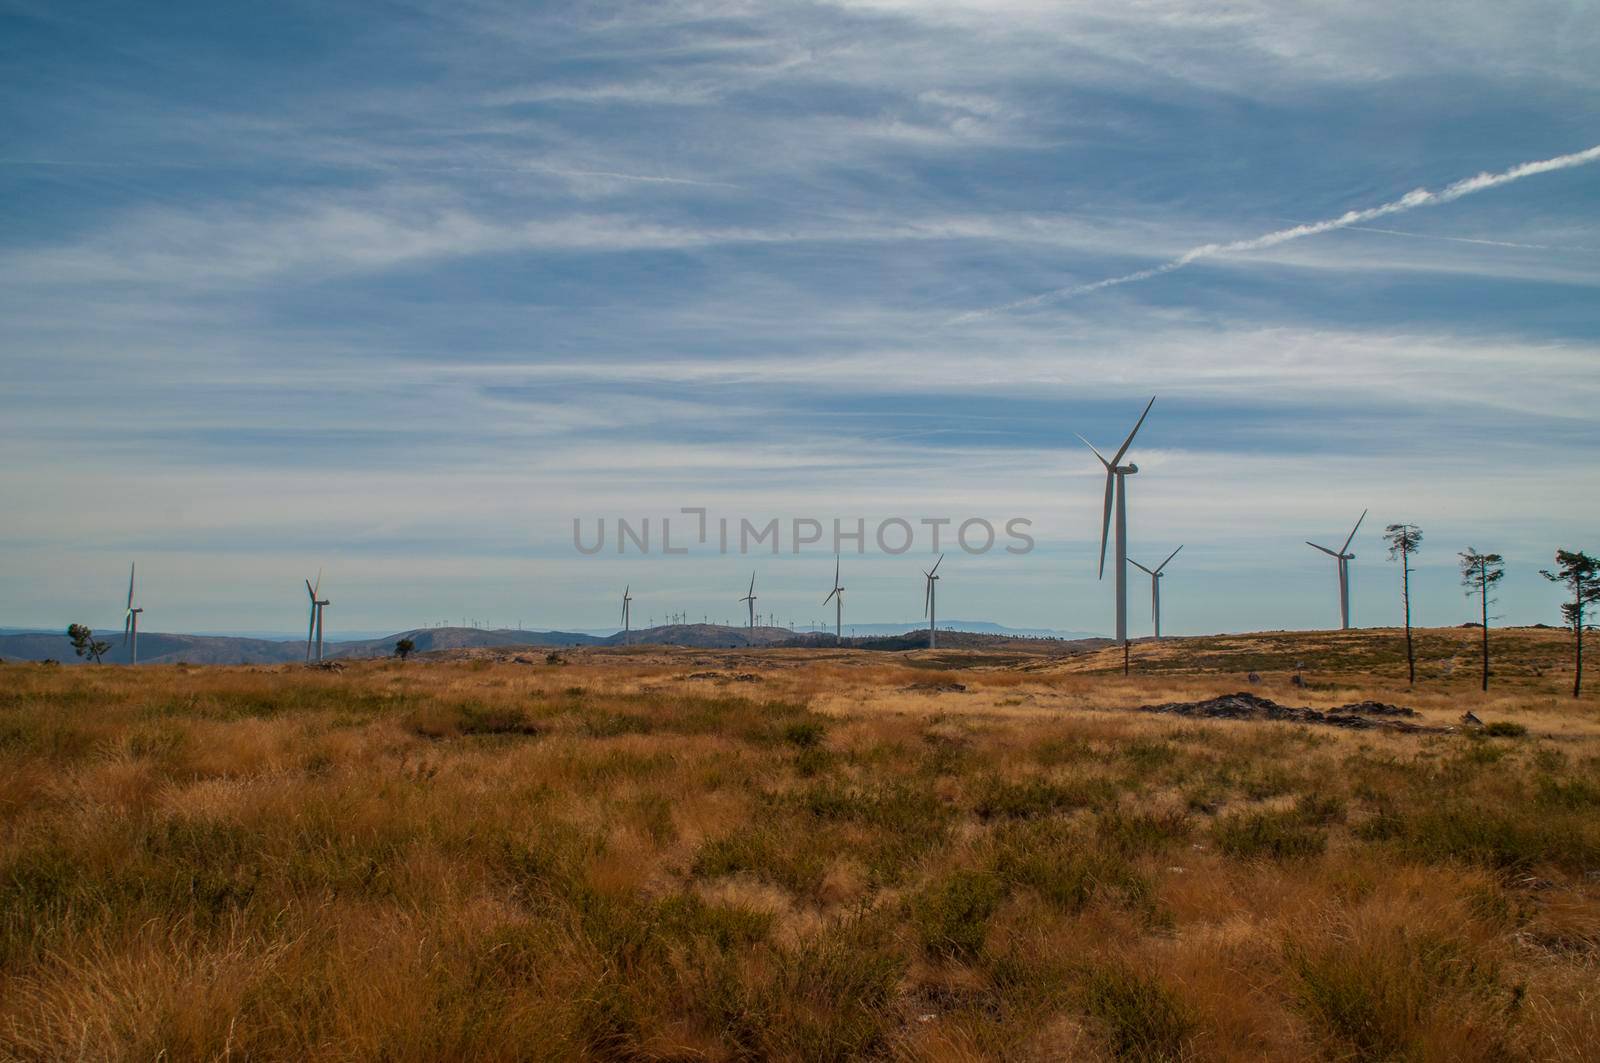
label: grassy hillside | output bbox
[1,631,1597,1060]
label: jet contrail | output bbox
[955,143,1600,321]
[1340,225,1587,253]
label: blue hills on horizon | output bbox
[0,618,1107,665]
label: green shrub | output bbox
[783,720,826,748]
[911,868,1005,959]
[971,775,1113,820]
[1212,808,1326,860]
[1083,962,1194,1061]
[1096,808,1191,856]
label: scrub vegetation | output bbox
[1,629,1597,1060]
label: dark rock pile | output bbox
[1135,691,1437,732]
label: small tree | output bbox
[1542,550,1600,698]
[1384,524,1423,684]
[1458,548,1504,692]
[395,638,415,661]
[66,623,110,664]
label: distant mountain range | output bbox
[0,619,1104,665]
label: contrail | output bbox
[954,143,1600,321]
[1340,225,1588,253]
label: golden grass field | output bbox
[2,626,1598,1061]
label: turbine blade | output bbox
[1306,541,1339,557]
[1156,544,1183,573]
[749,572,756,595]
[313,568,321,598]
[1074,433,1112,468]
[1341,509,1368,554]
[306,579,315,601]
[1097,470,1114,579]
[823,587,838,605]
[1109,395,1156,467]
[930,552,943,576]
[923,580,931,617]
[123,613,132,644]
[1129,560,1154,575]
[127,563,135,608]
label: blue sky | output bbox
[2,0,1597,637]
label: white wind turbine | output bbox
[823,555,845,640]
[122,562,143,666]
[1076,396,1156,650]
[1128,545,1182,640]
[740,572,758,629]
[922,553,943,648]
[1307,509,1366,630]
[621,586,633,640]
[304,571,329,663]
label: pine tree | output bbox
[1384,524,1423,684]
[1458,548,1503,692]
[1540,550,1600,698]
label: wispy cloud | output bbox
[956,143,1600,319]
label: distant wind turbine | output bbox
[1077,396,1156,656]
[740,572,758,628]
[122,562,143,666]
[823,555,845,640]
[304,571,329,663]
[1129,546,1182,639]
[922,554,944,648]
[1307,509,1367,630]
[621,586,633,641]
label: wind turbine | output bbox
[1077,396,1156,656]
[304,572,329,663]
[122,562,143,666]
[922,554,944,648]
[823,555,845,640]
[739,573,759,628]
[1128,545,1182,639]
[621,586,633,641]
[1307,509,1366,630]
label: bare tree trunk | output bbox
[1576,581,1585,699]
[1402,547,1415,685]
[1479,559,1489,692]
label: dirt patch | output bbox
[1135,691,1440,732]
[683,671,762,682]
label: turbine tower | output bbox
[1307,509,1367,630]
[922,553,943,649]
[823,555,845,641]
[621,586,633,641]
[1077,396,1156,649]
[740,572,758,628]
[122,562,143,666]
[1128,545,1182,639]
[304,572,329,663]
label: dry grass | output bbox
[1,628,1598,1060]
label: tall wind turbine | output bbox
[122,562,143,666]
[1307,509,1366,630]
[1128,545,1182,640]
[922,554,943,648]
[621,586,633,641]
[1077,396,1156,649]
[304,572,329,663]
[740,572,758,629]
[823,555,845,641]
